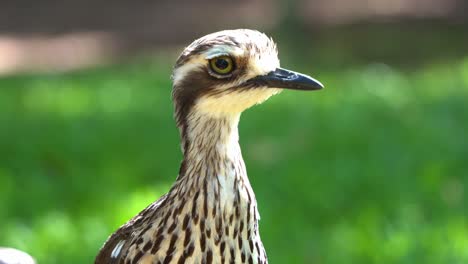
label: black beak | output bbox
[250,67,324,91]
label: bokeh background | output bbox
[1,0,468,263]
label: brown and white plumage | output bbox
[95,29,323,264]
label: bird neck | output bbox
[183,111,241,164]
[178,111,246,186]
[175,110,259,221]
[158,110,267,263]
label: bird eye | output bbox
[209,56,234,75]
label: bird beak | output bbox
[251,68,324,91]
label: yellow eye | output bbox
[209,56,234,75]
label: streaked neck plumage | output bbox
[171,110,267,264]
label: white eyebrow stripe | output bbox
[205,52,230,59]
[172,60,204,85]
[204,45,244,59]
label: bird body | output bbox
[96,29,323,264]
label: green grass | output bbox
[1,34,468,263]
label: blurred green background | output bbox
[1,1,468,263]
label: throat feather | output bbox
[177,111,254,216]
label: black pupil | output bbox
[215,58,229,70]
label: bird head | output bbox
[172,29,323,126]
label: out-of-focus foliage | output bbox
[1,25,468,264]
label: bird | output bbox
[95,29,323,264]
